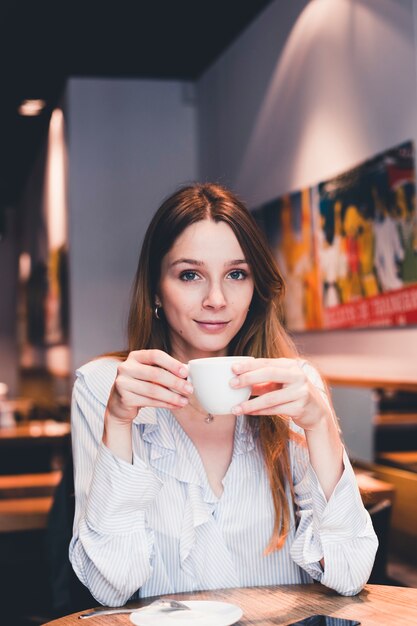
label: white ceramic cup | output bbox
[187,356,254,415]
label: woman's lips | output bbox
[195,320,230,332]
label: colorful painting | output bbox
[253,140,417,330]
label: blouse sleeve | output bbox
[69,366,164,606]
[289,362,378,596]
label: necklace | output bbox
[186,397,215,424]
[176,398,215,424]
[191,404,214,424]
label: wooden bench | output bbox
[0,471,62,533]
[0,470,62,499]
[0,497,53,533]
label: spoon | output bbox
[79,598,191,619]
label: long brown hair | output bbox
[123,182,301,552]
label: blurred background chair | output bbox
[45,451,96,619]
[367,498,393,585]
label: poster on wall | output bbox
[252,188,323,331]
[253,140,417,331]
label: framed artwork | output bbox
[253,140,417,330]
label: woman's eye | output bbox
[179,270,199,281]
[228,269,247,280]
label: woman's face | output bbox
[158,219,254,362]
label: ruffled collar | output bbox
[133,408,255,498]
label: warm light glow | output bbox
[18,99,46,116]
[46,345,70,377]
[18,252,31,281]
[45,108,68,250]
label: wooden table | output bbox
[0,470,62,532]
[0,420,70,446]
[43,584,417,625]
[378,451,417,473]
[0,419,71,474]
[353,468,395,508]
[0,421,69,527]
[0,470,62,498]
[0,496,53,532]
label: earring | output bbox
[154,304,161,320]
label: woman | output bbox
[70,183,377,607]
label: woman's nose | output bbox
[203,282,227,308]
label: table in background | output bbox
[378,451,417,473]
[0,420,70,530]
[0,470,62,532]
[43,583,417,625]
[0,419,70,474]
[353,467,395,507]
[0,419,70,444]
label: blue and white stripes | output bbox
[69,357,378,607]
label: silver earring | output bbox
[154,305,161,320]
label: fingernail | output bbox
[184,383,193,393]
[179,367,188,377]
[230,377,239,388]
[232,363,243,373]
[179,397,188,405]
[232,405,242,415]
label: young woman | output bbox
[69,183,377,607]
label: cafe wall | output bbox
[197,0,417,371]
[65,78,197,370]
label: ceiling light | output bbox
[18,99,46,116]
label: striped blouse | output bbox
[69,357,378,607]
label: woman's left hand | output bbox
[230,358,332,431]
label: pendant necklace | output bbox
[185,399,215,424]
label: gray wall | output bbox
[197,0,417,371]
[331,386,376,463]
[66,78,197,370]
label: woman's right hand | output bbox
[106,349,193,427]
[103,350,192,462]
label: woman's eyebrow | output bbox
[226,259,248,266]
[170,258,204,267]
[170,258,248,267]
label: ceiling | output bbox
[0,0,273,209]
